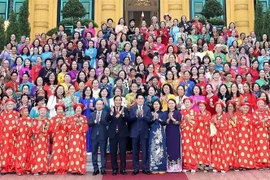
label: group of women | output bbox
[0,13,270,175]
[0,98,88,175]
[148,95,270,173]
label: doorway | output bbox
[124,0,159,27]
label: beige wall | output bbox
[226,0,254,34]
[160,0,190,21]
[29,0,58,39]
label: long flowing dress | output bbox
[67,114,88,174]
[253,109,270,169]
[181,108,198,171]
[15,117,33,174]
[236,112,255,169]
[211,113,229,172]
[166,110,182,172]
[0,110,19,173]
[30,118,51,174]
[149,111,167,172]
[64,96,79,117]
[49,115,69,174]
[79,97,95,152]
[195,110,211,167]
[224,113,239,169]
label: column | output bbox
[95,0,123,26]
[29,0,58,39]
[227,0,254,34]
[160,0,190,21]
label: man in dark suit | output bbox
[89,99,108,176]
[108,95,129,176]
[129,94,153,175]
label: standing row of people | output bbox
[1,93,270,176]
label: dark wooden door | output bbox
[124,0,159,27]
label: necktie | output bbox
[97,111,100,135]
[98,111,101,122]
[116,108,119,131]
[115,108,119,132]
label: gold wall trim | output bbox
[234,4,248,11]
[33,21,49,28]
[168,4,182,11]
[34,4,49,11]
[235,21,249,27]
[102,4,116,11]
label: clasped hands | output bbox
[167,112,176,123]
[110,106,125,118]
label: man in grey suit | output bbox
[89,98,108,176]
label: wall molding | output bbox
[102,4,116,11]
[33,21,49,28]
[235,20,249,27]
[34,4,49,11]
[168,4,182,11]
[234,4,248,11]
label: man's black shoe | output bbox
[112,170,117,176]
[92,170,99,176]
[101,170,106,175]
[142,170,151,175]
[132,170,139,175]
[120,170,127,175]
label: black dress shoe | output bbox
[132,170,139,175]
[112,170,117,176]
[120,170,127,175]
[92,170,99,176]
[101,170,106,175]
[142,170,151,175]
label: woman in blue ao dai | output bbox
[79,86,95,152]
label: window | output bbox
[59,0,93,22]
[13,0,24,14]
[0,0,8,19]
[190,0,205,18]
[190,0,225,20]
[81,1,93,19]
[194,1,204,17]
[258,0,270,12]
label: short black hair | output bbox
[135,73,143,79]
[113,95,122,101]
[107,18,113,22]
[136,93,144,99]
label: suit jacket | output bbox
[88,110,108,141]
[129,105,152,138]
[107,106,129,138]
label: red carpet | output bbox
[102,172,189,180]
